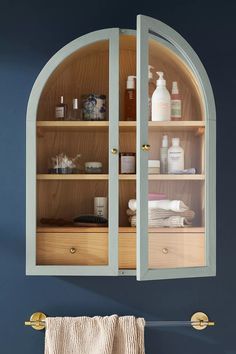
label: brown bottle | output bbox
[124,76,136,121]
[55,96,67,120]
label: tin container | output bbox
[82,94,106,121]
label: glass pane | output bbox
[36,40,110,267]
[146,35,206,270]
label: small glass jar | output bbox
[148,160,160,174]
[85,162,103,174]
[119,153,136,174]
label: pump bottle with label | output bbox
[125,75,136,121]
[148,65,155,120]
[151,72,170,121]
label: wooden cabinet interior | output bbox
[36,32,206,270]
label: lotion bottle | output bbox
[125,75,136,121]
[171,81,182,120]
[160,135,168,174]
[148,65,155,120]
[168,137,184,173]
[151,72,170,121]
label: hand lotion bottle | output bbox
[151,72,170,121]
[168,137,184,173]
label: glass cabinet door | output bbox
[136,15,216,280]
[27,29,120,275]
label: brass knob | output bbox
[142,144,150,151]
[70,247,77,254]
[111,148,118,155]
[162,248,169,254]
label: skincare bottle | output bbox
[70,98,80,120]
[171,82,182,120]
[168,137,184,173]
[55,96,67,120]
[151,72,170,121]
[124,75,136,121]
[148,65,155,120]
[160,135,168,174]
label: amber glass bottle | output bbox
[124,76,136,121]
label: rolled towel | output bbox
[127,208,195,220]
[128,199,189,213]
[130,215,192,228]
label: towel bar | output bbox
[24,311,215,331]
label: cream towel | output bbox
[45,315,145,354]
[128,199,189,212]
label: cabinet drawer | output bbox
[149,233,205,269]
[36,233,108,265]
[119,233,205,269]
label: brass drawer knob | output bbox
[70,247,77,254]
[162,248,169,254]
[111,148,118,155]
[142,144,150,151]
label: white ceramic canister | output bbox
[94,197,108,218]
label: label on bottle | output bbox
[171,100,181,118]
[157,101,170,121]
[168,151,184,172]
[121,156,135,174]
[55,106,65,119]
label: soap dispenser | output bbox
[151,72,171,121]
[125,75,136,121]
[148,65,155,120]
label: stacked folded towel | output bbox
[127,199,195,228]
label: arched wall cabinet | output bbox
[26,15,216,281]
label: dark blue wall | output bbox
[0,0,235,353]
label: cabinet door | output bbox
[136,15,216,280]
[26,29,120,276]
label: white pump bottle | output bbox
[151,72,171,121]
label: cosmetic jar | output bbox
[85,162,103,173]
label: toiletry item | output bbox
[171,81,182,120]
[73,215,108,226]
[82,94,106,121]
[85,162,103,174]
[49,153,81,174]
[55,96,67,120]
[172,168,196,174]
[151,72,170,121]
[160,135,168,174]
[148,160,160,174]
[148,192,166,200]
[94,197,108,218]
[67,98,80,120]
[124,76,136,121]
[148,65,155,120]
[168,137,184,173]
[119,153,136,174]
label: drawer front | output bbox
[149,233,205,269]
[119,233,205,269]
[37,233,108,265]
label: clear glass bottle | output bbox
[55,96,67,120]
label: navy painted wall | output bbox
[0,0,235,353]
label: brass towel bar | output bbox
[25,312,215,331]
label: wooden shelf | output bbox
[37,174,205,181]
[37,226,205,233]
[37,120,205,133]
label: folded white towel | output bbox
[128,199,189,213]
[130,215,191,228]
[45,315,145,354]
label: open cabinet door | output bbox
[136,15,216,281]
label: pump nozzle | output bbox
[127,75,136,89]
[156,71,166,86]
[148,65,154,79]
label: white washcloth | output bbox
[45,315,145,354]
[130,215,192,228]
[128,199,189,213]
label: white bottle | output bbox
[160,135,168,174]
[151,71,171,121]
[148,65,155,120]
[168,138,184,173]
